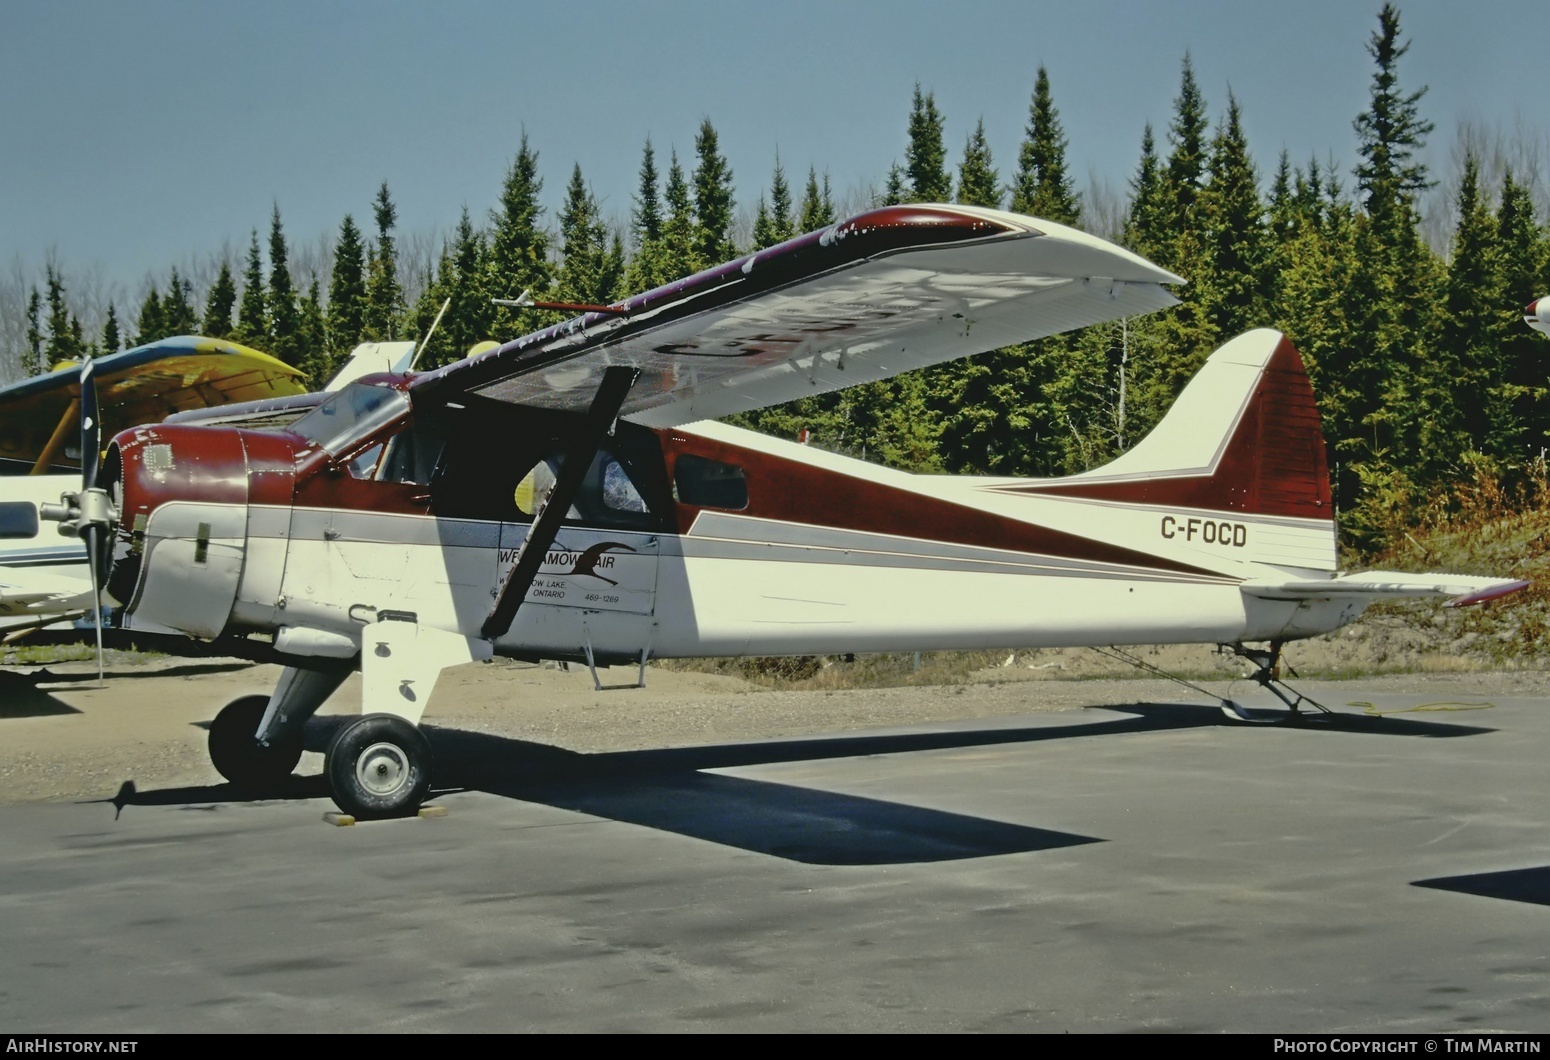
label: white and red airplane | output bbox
[41,204,1528,818]
[1528,296,1550,336]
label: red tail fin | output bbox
[1019,329,1332,520]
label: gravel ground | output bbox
[2,651,1547,806]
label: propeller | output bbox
[39,357,116,686]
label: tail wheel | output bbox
[209,695,304,790]
[325,713,432,818]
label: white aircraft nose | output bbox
[1527,296,1550,336]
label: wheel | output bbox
[325,713,433,818]
[208,695,304,790]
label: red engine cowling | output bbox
[108,423,299,638]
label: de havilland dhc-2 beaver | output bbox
[37,204,1530,818]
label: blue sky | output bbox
[1,0,1544,301]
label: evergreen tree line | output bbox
[6,6,1549,549]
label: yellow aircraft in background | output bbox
[0,336,308,634]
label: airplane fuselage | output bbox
[106,372,1348,668]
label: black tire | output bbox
[208,695,304,790]
[325,713,432,818]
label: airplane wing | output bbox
[0,566,93,620]
[0,336,307,473]
[411,205,1184,427]
[1242,571,1531,608]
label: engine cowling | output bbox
[109,424,273,638]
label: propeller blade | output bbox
[80,356,100,493]
[84,524,106,687]
[79,356,105,684]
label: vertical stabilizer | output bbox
[1020,329,1332,520]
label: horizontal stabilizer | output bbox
[1242,571,1530,608]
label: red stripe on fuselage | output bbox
[659,432,1218,577]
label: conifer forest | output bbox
[4,6,1548,558]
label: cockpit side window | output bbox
[431,411,669,530]
[377,422,448,485]
[290,383,409,456]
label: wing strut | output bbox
[480,365,640,642]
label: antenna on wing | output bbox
[492,289,628,316]
[408,297,451,372]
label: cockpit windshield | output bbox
[289,383,410,456]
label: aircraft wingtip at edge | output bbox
[1446,579,1533,608]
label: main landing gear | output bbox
[205,618,490,817]
[209,695,304,790]
[324,714,433,818]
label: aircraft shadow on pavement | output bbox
[103,699,1491,865]
[1413,866,1550,907]
[0,671,81,717]
[34,661,254,688]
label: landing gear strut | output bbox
[209,695,304,790]
[1220,641,1333,721]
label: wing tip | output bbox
[1446,579,1532,608]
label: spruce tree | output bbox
[101,303,121,354]
[1335,2,1437,511]
[1497,172,1549,458]
[1123,124,1166,260]
[1425,153,1504,470]
[880,163,907,207]
[799,167,836,232]
[1162,54,1210,245]
[440,206,490,365]
[235,230,267,347]
[626,138,665,292]
[556,163,613,305]
[660,149,701,281]
[485,135,551,338]
[328,214,368,362]
[1010,67,1080,225]
[693,119,736,265]
[364,182,404,341]
[1197,93,1270,340]
[266,205,300,365]
[136,287,164,347]
[203,260,237,338]
[904,84,951,203]
[25,287,43,374]
[296,280,329,384]
[160,267,198,336]
[767,154,795,243]
[1353,3,1434,243]
[601,231,625,304]
[752,155,799,250]
[956,118,1001,209]
[44,265,82,366]
[751,196,777,251]
[407,254,450,367]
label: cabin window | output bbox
[377,423,447,485]
[0,501,39,539]
[431,413,669,531]
[602,457,647,513]
[674,454,748,510]
[512,457,581,519]
[348,443,383,479]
